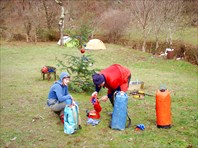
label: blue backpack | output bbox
[111,91,131,130]
[64,104,79,134]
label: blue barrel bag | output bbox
[110,91,131,130]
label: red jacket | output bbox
[100,64,131,95]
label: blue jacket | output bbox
[48,72,72,103]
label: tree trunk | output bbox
[55,0,65,46]
[24,21,32,42]
[142,39,146,52]
[142,28,146,52]
[59,5,65,46]
[155,36,159,51]
[169,27,173,47]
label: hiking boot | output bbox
[79,125,82,129]
[108,112,113,116]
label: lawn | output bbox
[0,41,197,148]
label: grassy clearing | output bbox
[0,41,197,148]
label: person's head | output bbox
[60,72,70,86]
[92,73,105,87]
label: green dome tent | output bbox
[57,36,80,47]
[65,38,80,47]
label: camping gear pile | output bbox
[159,48,175,59]
[41,66,56,80]
[130,90,154,99]
[86,95,101,126]
[86,95,102,119]
[130,90,145,99]
[61,83,171,135]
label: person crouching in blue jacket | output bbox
[47,72,74,123]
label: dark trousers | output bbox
[109,74,131,107]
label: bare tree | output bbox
[163,1,184,47]
[152,1,167,51]
[42,0,57,30]
[16,0,34,42]
[152,1,175,51]
[4,0,47,42]
[31,1,43,42]
[182,0,198,26]
[127,0,185,52]
[129,0,155,52]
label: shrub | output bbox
[99,9,130,43]
[36,29,59,41]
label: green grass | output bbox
[126,26,197,46]
[0,41,197,148]
[173,27,198,46]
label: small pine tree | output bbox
[57,53,100,93]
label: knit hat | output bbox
[92,73,105,86]
[60,72,70,81]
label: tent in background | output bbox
[57,36,79,47]
[65,38,79,47]
[85,39,106,50]
[57,36,71,45]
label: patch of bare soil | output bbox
[129,40,197,65]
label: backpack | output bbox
[110,91,131,130]
[64,104,79,134]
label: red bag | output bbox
[87,96,102,119]
[90,96,102,112]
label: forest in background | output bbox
[0,0,197,64]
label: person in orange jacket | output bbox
[92,64,131,106]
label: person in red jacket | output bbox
[92,64,131,106]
